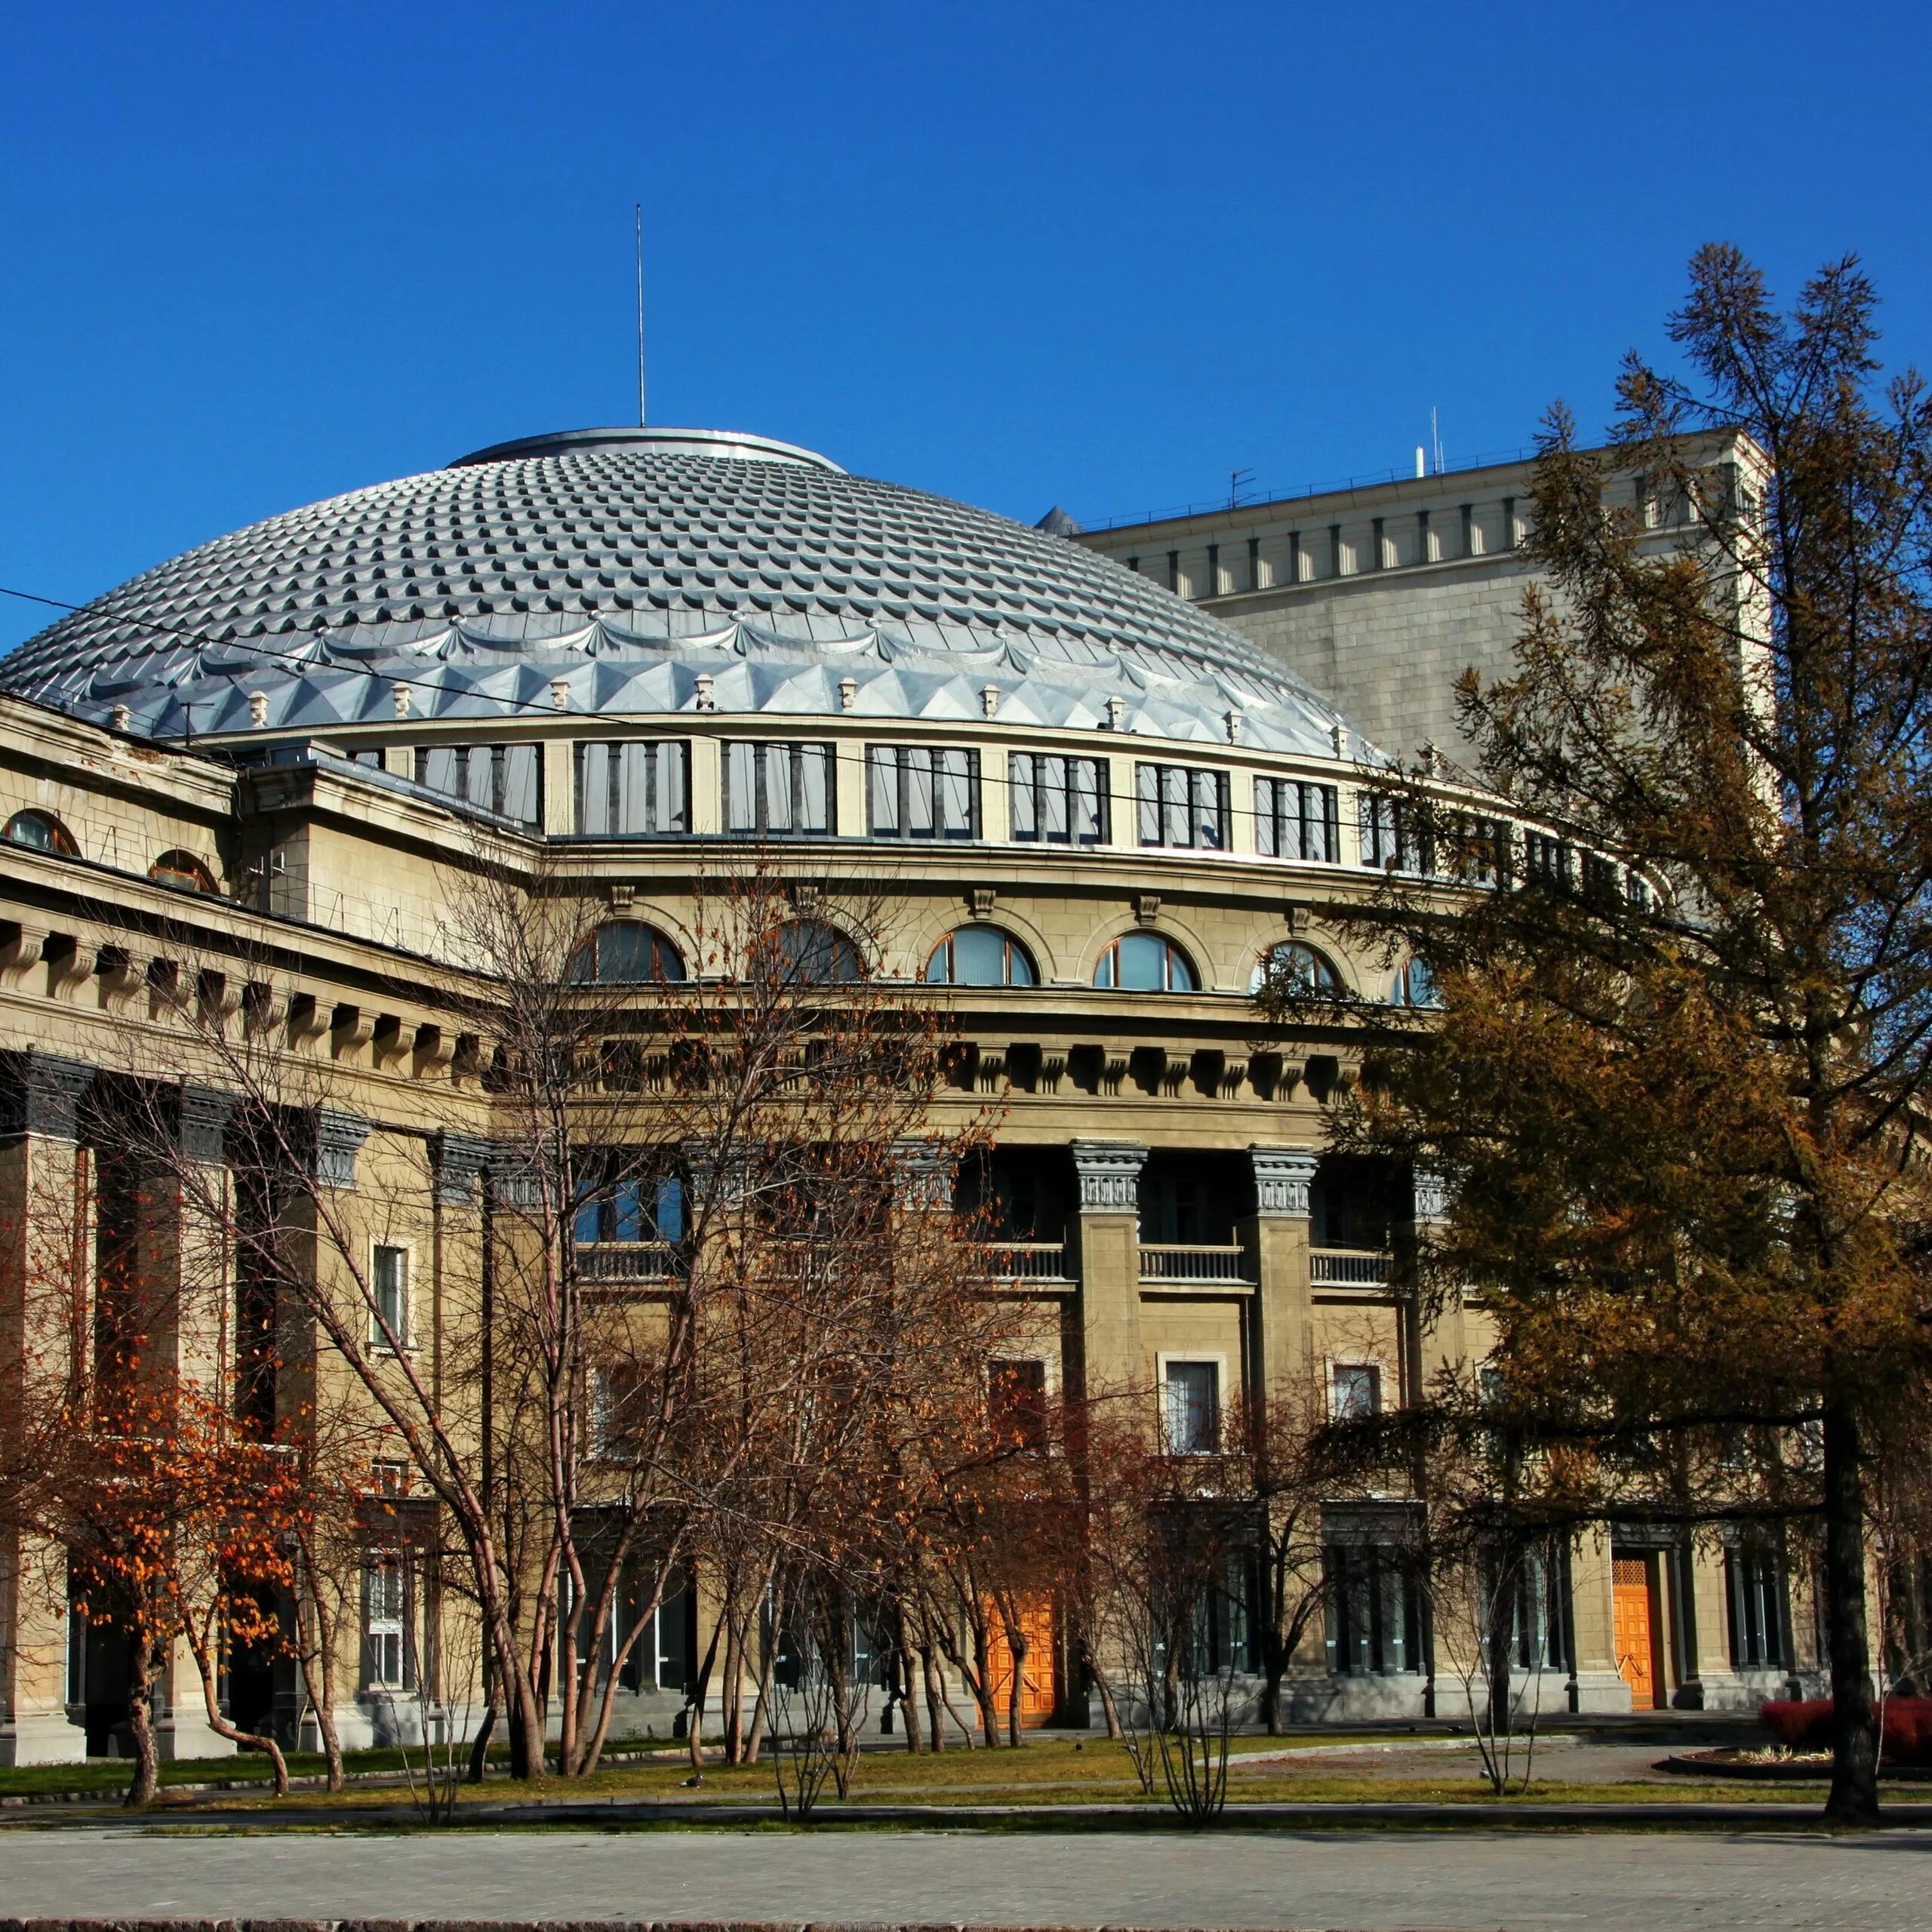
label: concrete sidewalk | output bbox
[2,1825,1930,1932]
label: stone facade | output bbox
[1074,432,1760,768]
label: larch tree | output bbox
[1294,246,1932,1824]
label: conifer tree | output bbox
[1304,247,1932,1823]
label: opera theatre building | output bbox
[0,423,1810,1766]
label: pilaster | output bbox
[1069,1140,1147,1401]
[0,1052,94,1763]
[1242,1145,1319,1403]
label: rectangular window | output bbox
[1454,812,1510,887]
[1492,1545,1573,1673]
[364,1553,411,1688]
[1360,793,1432,874]
[1331,1362,1381,1421]
[1523,831,1576,893]
[1164,1359,1220,1454]
[1137,762,1229,850]
[372,1244,408,1349]
[1254,777,1340,862]
[1726,1543,1788,1669]
[1008,753,1108,845]
[574,740,689,835]
[866,746,980,840]
[988,1358,1049,1451]
[1324,1534,1421,1676]
[724,741,835,836]
[412,744,541,825]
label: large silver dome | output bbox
[1,427,1381,758]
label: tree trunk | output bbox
[124,1634,162,1808]
[1262,1651,1285,1737]
[920,1636,947,1751]
[686,1611,724,1777]
[894,1605,923,1752]
[295,1607,345,1791]
[186,1622,290,1795]
[1088,1647,1124,1741]
[1822,1396,1879,1825]
[466,1696,497,1783]
[1005,1625,1026,1746]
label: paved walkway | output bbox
[3,1825,1931,1931]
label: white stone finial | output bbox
[838,675,857,713]
[982,684,1000,719]
[549,677,571,712]
[1331,721,1349,761]
[1106,694,1125,731]
[248,691,269,728]
[694,672,715,712]
[1225,706,1243,745]
[392,681,411,720]
[109,703,131,733]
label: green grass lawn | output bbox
[17,1733,1826,1815]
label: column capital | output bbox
[311,1108,371,1189]
[178,1085,235,1165]
[431,1130,492,1207]
[891,1137,953,1211]
[0,1050,94,1142]
[1413,1164,1451,1227]
[488,1140,543,1211]
[1249,1144,1320,1218]
[1069,1138,1148,1213]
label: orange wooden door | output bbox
[1613,1555,1657,1708]
[984,1598,1057,1727]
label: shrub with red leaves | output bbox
[1761,1697,1932,1764]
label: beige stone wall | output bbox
[1075,432,1757,768]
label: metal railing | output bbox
[1310,1248,1393,1286]
[576,1241,679,1284]
[984,1241,1073,1282]
[1140,1242,1251,1284]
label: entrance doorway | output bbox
[1612,1552,1665,1709]
[983,1598,1057,1727]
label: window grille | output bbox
[575,741,689,834]
[412,743,541,824]
[724,742,835,836]
[1008,753,1108,845]
[1524,831,1576,892]
[1359,793,1432,873]
[1254,777,1340,862]
[867,746,980,839]
[1137,762,1229,850]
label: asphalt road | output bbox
[2,1824,1929,1932]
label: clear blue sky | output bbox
[3,0,1929,654]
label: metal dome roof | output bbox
[0,427,1383,759]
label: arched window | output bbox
[4,810,75,857]
[149,849,219,895]
[1093,931,1197,993]
[926,927,1037,987]
[1251,940,1341,996]
[567,922,686,986]
[1390,957,1439,1007]
[774,919,863,985]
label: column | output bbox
[1407,1164,1465,1395]
[1242,1146,1319,1405]
[1069,1140,1147,1401]
[0,1051,94,1764]
[150,1083,239,1762]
